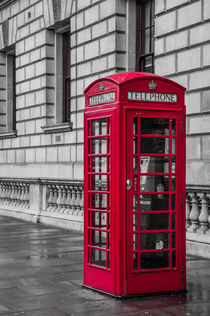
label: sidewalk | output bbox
[0,215,209,316]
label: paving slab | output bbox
[0,215,209,315]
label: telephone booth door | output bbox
[126,110,185,295]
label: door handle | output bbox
[126,179,132,190]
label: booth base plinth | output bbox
[82,284,187,299]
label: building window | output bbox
[0,51,16,135]
[7,53,16,131]
[43,30,72,134]
[136,0,154,73]
[63,31,70,123]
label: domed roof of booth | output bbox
[84,72,186,92]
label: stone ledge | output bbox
[186,240,210,259]
[0,130,17,139]
[42,122,73,134]
[39,213,83,231]
[186,232,210,243]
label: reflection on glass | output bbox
[141,252,169,269]
[172,176,176,192]
[142,55,153,73]
[140,175,169,193]
[172,138,176,154]
[172,213,176,229]
[133,195,138,212]
[140,213,169,231]
[107,118,110,135]
[172,251,176,268]
[133,214,138,231]
[133,117,138,134]
[92,157,107,173]
[172,157,176,173]
[140,137,169,154]
[140,233,169,250]
[140,156,169,174]
[91,119,107,136]
[133,157,138,173]
[133,137,138,153]
[91,248,106,268]
[90,211,107,229]
[90,174,107,191]
[133,233,138,250]
[140,194,169,211]
[133,252,138,270]
[91,193,107,210]
[140,118,169,135]
[172,232,176,248]
[91,230,107,249]
[92,138,107,154]
[171,194,176,210]
[172,119,176,135]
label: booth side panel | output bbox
[83,109,118,295]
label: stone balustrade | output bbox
[186,187,210,235]
[0,181,30,209]
[0,178,84,230]
[46,183,84,216]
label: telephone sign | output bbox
[83,72,186,297]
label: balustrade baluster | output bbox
[25,184,30,208]
[12,184,18,206]
[197,193,209,234]
[9,184,15,205]
[77,186,84,216]
[51,186,57,212]
[65,186,71,214]
[4,183,9,205]
[20,184,25,207]
[186,193,191,230]
[70,186,76,214]
[22,184,27,208]
[16,184,21,206]
[74,186,81,215]
[56,185,63,212]
[0,183,3,203]
[188,193,200,233]
[60,186,67,213]
[2,183,6,204]
[7,184,12,205]
[47,185,54,211]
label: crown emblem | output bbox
[99,84,104,92]
[149,80,157,90]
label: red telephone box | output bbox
[83,72,186,297]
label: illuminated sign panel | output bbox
[89,92,115,105]
[128,91,177,103]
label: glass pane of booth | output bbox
[140,252,169,270]
[91,118,107,136]
[140,175,169,192]
[140,118,169,135]
[140,156,169,173]
[140,137,169,154]
[140,213,169,230]
[140,194,169,211]
[130,116,178,272]
[87,117,111,270]
[140,233,169,250]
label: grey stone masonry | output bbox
[0,0,126,181]
[155,0,210,186]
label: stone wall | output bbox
[155,0,210,186]
[0,0,126,183]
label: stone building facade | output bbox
[0,0,209,256]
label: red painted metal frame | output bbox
[84,72,186,297]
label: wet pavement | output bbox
[0,215,209,316]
